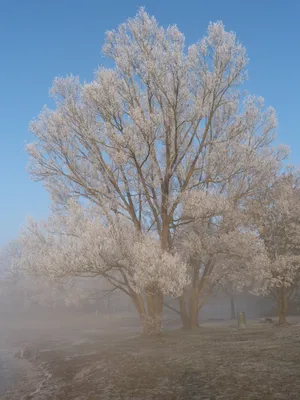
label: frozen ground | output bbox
[2,311,300,399]
[0,309,151,399]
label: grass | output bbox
[6,318,300,400]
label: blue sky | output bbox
[1,0,300,245]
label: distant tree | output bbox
[222,285,237,320]
[25,8,286,334]
[0,240,112,310]
[248,172,300,325]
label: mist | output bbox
[0,274,278,398]
[2,3,300,399]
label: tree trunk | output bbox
[278,311,287,325]
[179,294,190,329]
[277,287,289,326]
[144,292,163,335]
[178,290,199,330]
[178,262,200,329]
[230,294,236,320]
[131,292,163,335]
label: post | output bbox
[238,312,246,329]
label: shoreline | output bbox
[1,350,41,400]
[3,321,300,400]
[2,312,300,399]
[0,310,143,399]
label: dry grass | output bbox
[5,318,300,400]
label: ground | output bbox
[2,311,300,400]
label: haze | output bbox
[1,2,300,399]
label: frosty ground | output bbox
[2,311,300,400]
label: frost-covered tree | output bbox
[0,240,21,303]
[175,193,269,328]
[19,200,189,334]
[0,240,100,310]
[174,106,288,329]
[25,9,286,334]
[247,172,300,325]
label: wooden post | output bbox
[238,312,246,329]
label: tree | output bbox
[0,240,113,311]
[20,200,189,334]
[175,193,268,328]
[221,284,237,320]
[25,8,286,334]
[173,97,288,329]
[248,172,300,325]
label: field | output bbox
[2,311,300,400]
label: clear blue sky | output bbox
[1,0,300,246]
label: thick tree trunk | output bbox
[278,311,287,325]
[276,287,289,326]
[181,260,214,329]
[131,292,163,335]
[181,262,200,329]
[144,292,163,335]
[178,290,199,330]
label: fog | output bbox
[2,3,300,398]
[0,276,277,398]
